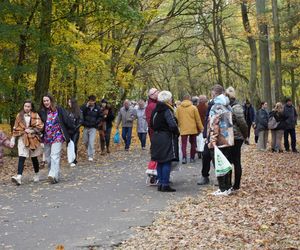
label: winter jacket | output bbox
[0,131,11,166]
[104,108,115,129]
[137,108,148,133]
[243,104,255,125]
[39,106,75,143]
[208,94,234,148]
[230,99,248,140]
[116,107,137,128]
[197,102,208,126]
[269,111,287,130]
[283,104,298,129]
[145,98,157,138]
[68,111,83,135]
[255,108,269,132]
[150,102,179,163]
[81,104,103,129]
[176,100,203,135]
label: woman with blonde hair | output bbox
[269,102,287,153]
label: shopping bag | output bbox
[113,129,120,144]
[214,146,232,177]
[146,161,157,175]
[67,140,76,164]
[196,133,205,152]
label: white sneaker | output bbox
[12,175,22,185]
[33,173,39,183]
[212,189,231,196]
[70,163,76,167]
[88,157,93,162]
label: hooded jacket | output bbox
[176,100,203,135]
[283,104,298,129]
[208,94,234,148]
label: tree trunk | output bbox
[241,0,258,104]
[272,0,282,101]
[34,0,52,104]
[256,0,272,107]
[290,69,296,104]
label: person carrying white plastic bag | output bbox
[214,146,232,177]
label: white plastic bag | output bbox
[67,140,76,164]
[214,146,232,177]
[196,133,205,152]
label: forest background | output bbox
[0,0,300,128]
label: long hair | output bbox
[41,93,57,111]
[69,98,81,118]
[273,102,283,113]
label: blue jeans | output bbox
[157,162,171,186]
[122,127,132,149]
[138,133,147,148]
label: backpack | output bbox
[268,116,279,130]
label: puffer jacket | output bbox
[208,94,234,148]
[81,104,103,128]
[150,102,179,163]
[230,99,248,140]
[176,100,203,135]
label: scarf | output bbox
[13,112,44,150]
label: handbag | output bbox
[113,129,120,144]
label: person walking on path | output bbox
[255,102,269,151]
[197,99,214,185]
[116,100,137,151]
[0,131,14,167]
[10,100,44,185]
[226,87,248,192]
[67,98,83,167]
[197,95,208,126]
[269,102,287,153]
[243,99,255,144]
[136,100,148,150]
[150,91,179,192]
[145,88,159,140]
[283,98,298,153]
[39,94,75,184]
[99,99,115,154]
[208,84,234,196]
[81,95,103,161]
[176,94,203,164]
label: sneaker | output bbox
[190,158,195,163]
[197,177,209,185]
[11,175,22,185]
[107,148,110,154]
[212,189,231,196]
[70,163,76,167]
[88,157,93,162]
[48,175,58,184]
[142,147,146,150]
[101,151,105,155]
[33,173,39,183]
[292,149,299,153]
[182,158,187,164]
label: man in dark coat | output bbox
[283,98,298,153]
[243,99,255,144]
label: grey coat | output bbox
[116,107,137,128]
[136,108,148,133]
[230,99,248,140]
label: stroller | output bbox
[146,161,158,185]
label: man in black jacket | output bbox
[284,98,298,153]
[81,95,103,161]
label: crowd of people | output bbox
[0,86,298,196]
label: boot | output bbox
[157,184,162,191]
[161,185,176,192]
[197,177,209,185]
[182,158,187,164]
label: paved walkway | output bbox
[0,149,208,249]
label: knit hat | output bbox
[158,91,172,103]
[148,88,159,100]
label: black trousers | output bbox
[229,139,243,190]
[17,156,39,175]
[210,147,232,192]
[284,128,297,151]
[201,143,212,177]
